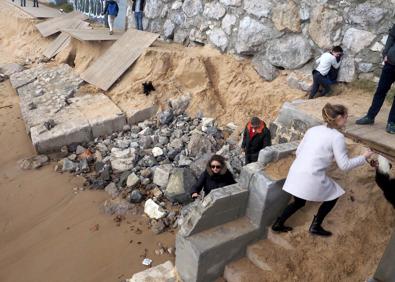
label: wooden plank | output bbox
[6,0,60,18]
[81,29,159,91]
[35,11,88,37]
[62,29,123,41]
[43,21,90,59]
[343,119,395,161]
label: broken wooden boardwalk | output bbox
[35,11,88,37]
[63,29,123,41]
[344,119,395,162]
[7,0,61,18]
[81,29,159,91]
[42,21,90,59]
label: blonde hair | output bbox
[322,103,348,128]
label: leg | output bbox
[309,198,338,236]
[367,64,395,120]
[134,12,139,30]
[137,12,143,30]
[108,15,114,33]
[309,71,321,99]
[272,196,306,232]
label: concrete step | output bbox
[224,257,269,282]
[246,230,295,272]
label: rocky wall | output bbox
[127,0,395,84]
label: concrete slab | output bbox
[70,94,126,138]
[63,29,124,41]
[9,65,45,89]
[127,104,159,125]
[374,229,395,282]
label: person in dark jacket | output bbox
[356,24,395,134]
[102,0,119,35]
[131,0,145,31]
[191,155,236,199]
[370,155,395,208]
[241,117,271,164]
[33,0,39,7]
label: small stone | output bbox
[105,182,119,198]
[19,155,49,170]
[128,190,143,203]
[75,145,86,155]
[152,147,164,157]
[62,158,78,172]
[123,124,131,132]
[144,199,167,219]
[159,110,174,125]
[127,173,141,188]
[151,219,166,234]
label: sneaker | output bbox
[356,115,375,125]
[109,30,113,35]
[386,122,395,134]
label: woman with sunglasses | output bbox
[191,155,236,199]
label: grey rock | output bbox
[151,219,166,234]
[169,10,186,25]
[127,173,141,188]
[221,14,237,35]
[105,182,119,198]
[219,0,241,6]
[144,0,164,19]
[187,133,213,157]
[342,28,376,54]
[76,145,86,155]
[358,62,373,73]
[337,56,356,83]
[182,0,203,17]
[348,3,385,28]
[203,2,226,20]
[122,124,131,132]
[207,28,228,52]
[172,129,183,139]
[163,19,175,38]
[116,139,130,149]
[173,28,188,43]
[139,136,153,149]
[62,158,78,172]
[140,168,152,178]
[178,155,193,166]
[165,167,197,203]
[142,178,151,185]
[19,155,49,170]
[267,35,312,69]
[243,0,273,18]
[169,94,191,114]
[169,138,184,151]
[271,0,301,32]
[103,198,131,216]
[158,136,169,145]
[128,190,143,203]
[0,63,23,76]
[159,110,174,125]
[252,55,279,81]
[153,164,173,187]
[79,159,89,172]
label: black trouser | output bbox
[367,63,395,123]
[278,196,338,224]
[245,153,259,164]
[309,70,334,99]
[33,0,39,7]
[20,0,26,6]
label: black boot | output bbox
[309,215,332,237]
[271,217,293,233]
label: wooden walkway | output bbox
[35,11,88,37]
[7,0,60,18]
[42,21,90,59]
[63,29,123,41]
[344,119,395,162]
[81,29,159,91]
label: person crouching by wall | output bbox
[241,117,271,164]
[191,155,236,199]
[102,0,119,35]
[131,0,145,31]
[272,103,373,236]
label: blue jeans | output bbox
[367,63,395,123]
[309,70,336,99]
[134,12,143,31]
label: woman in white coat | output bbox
[272,103,373,236]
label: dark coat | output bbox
[103,0,119,16]
[132,0,145,12]
[241,120,271,160]
[191,164,236,196]
[376,169,395,209]
[383,24,395,65]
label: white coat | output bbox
[283,125,366,202]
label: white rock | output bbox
[342,28,376,54]
[203,1,226,20]
[171,1,182,10]
[381,35,388,45]
[144,199,167,219]
[127,261,176,282]
[243,0,273,18]
[219,0,241,6]
[222,14,237,35]
[370,42,384,52]
[152,147,164,157]
[127,173,140,188]
[207,28,228,51]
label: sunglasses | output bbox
[211,165,222,169]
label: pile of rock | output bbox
[53,110,244,234]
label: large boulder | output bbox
[165,168,197,203]
[187,132,214,157]
[308,5,343,49]
[337,56,356,83]
[207,28,229,52]
[189,153,213,177]
[153,164,173,187]
[203,2,226,20]
[342,28,376,54]
[219,0,241,6]
[221,14,237,35]
[235,16,281,54]
[243,0,273,18]
[182,0,203,17]
[252,54,279,81]
[267,35,312,69]
[144,0,164,19]
[348,3,385,29]
[271,0,301,32]
[163,19,175,38]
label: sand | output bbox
[263,155,295,180]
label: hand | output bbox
[363,148,373,160]
[384,56,388,63]
[191,193,199,199]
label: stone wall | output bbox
[126,0,395,84]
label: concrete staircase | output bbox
[224,230,295,282]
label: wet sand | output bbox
[0,80,175,282]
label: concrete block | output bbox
[127,104,159,125]
[275,101,321,128]
[179,184,248,237]
[245,171,291,231]
[30,106,92,153]
[258,142,299,164]
[127,261,177,282]
[176,217,259,282]
[239,162,264,189]
[70,94,126,137]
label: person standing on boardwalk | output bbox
[272,103,373,237]
[131,0,145,31]
[102,0,119,35]
[20,0,26,7]
[241,117,271,164]
[33,0,39,7]
[355,24,395,134]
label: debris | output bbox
[142,258,152,266]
